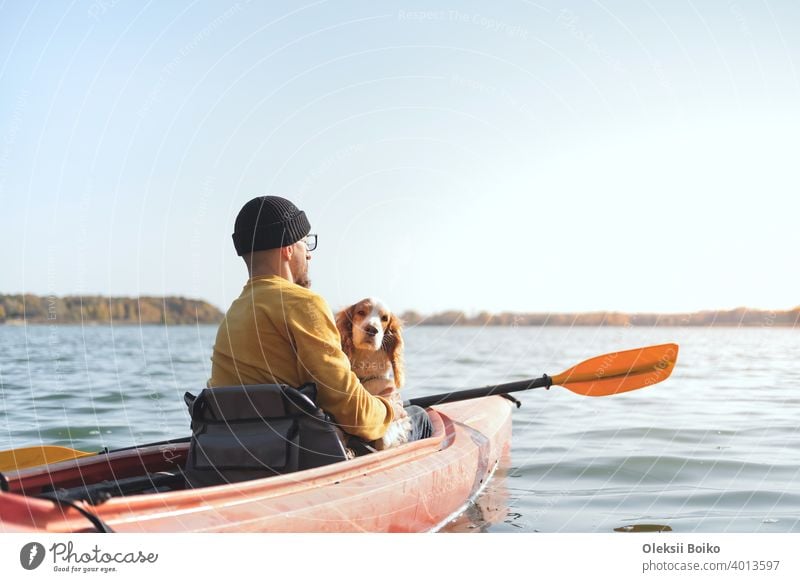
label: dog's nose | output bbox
[364,325,378,337]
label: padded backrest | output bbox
[183,383,348,488]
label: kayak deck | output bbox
[0,396,512,533]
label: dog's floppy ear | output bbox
[335,304,356,359]
[382,313,404,388]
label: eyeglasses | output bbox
[303,234,318,252]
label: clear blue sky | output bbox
[1,0,798,314]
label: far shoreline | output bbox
[3,319,797,330]
[2,294,797,328]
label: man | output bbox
[209,196,430,443]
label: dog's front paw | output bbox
[373,416,413,450]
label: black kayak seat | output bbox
[183,383,349,488]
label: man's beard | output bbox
[291,254,311,288]
[293,264,311,288]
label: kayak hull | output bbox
[0,396,512,533]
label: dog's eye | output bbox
[357,310,366,317]
[381,315,389,322]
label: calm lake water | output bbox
[1,324,798,533]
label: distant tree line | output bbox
[3,294,796,328]
[0,294,223,325]
[399,307,800,327]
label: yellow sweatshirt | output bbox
[208,275,393,441]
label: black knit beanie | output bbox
[232,196,311,256]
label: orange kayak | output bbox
[0,396,512,533]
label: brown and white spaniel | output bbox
[335,297,410,449]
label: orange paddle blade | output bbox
[0,445,94,472]
[550,343,679,397]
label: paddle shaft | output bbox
[406,375,552,408]
[108,436,190,454]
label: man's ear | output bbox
[281,245,293,260]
